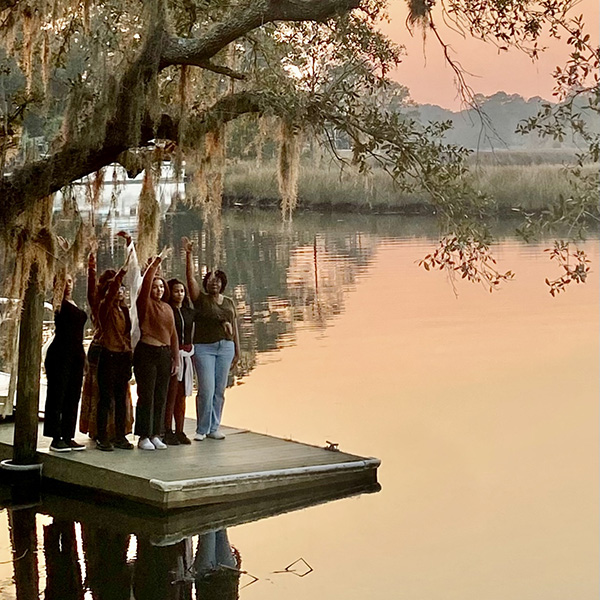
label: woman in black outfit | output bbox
[163,279,195,445]
[44,274,87,452]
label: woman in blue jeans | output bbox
[184,237,239,440]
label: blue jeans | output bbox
[193,340,235,435]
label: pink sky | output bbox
[379,0,599,110]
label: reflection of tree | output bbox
[162,210,379,380]
[286,233,377,329]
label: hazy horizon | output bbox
[380,0,599,110]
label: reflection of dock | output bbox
[36,477,379,546]
[0,418,379,510]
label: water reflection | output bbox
[1,207,533,391]
[93,210,382,382]
[43,520,83,600]
[81,523,131,600]
[2,478,378,600]
[194,530,241,600]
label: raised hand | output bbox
[56,235,70,252]
[116,230,132,246]
[181,236,193,253]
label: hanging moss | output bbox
[41,30,50,98]
[9,195,56,302]
[187,125,226,215]
[277,119,301,222]
[21,6,37,95]
[406,0,432,25]
[136,165,160,265]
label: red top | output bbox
[136,262,178,362]
[98,269,131,353]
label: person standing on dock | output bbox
[163,279,195,445]
[79,255,117,442]
[96,266,134,451]
[134,256,179,451]
[183,237,239,442]
[43,274,87,452]
[81,232,140,444]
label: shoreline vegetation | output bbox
[222,154,597,216]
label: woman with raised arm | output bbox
[163,279,195,445]
[183,237,239,441]
[95,266,133,451]
[80,231,138,443]
[134,256,179,451]
[44,274,88,452]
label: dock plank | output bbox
[0,419,380,509]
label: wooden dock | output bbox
[0,419,380,510]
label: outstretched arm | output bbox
[98,267,126,326]
[137,256,161,324]
[182,237,201,302]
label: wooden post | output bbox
[13,262,44,465]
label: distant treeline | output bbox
[416,91,598,151]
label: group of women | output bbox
[43,234,240,452]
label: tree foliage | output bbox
[0,0,596,293]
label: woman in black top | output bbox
[183,237,240,441]
[44,274,87,452]
[163,279,195,445]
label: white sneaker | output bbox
[138,437,155,451]
[193,433,206,441]
[151,436,167,449]
[207,430,226,440]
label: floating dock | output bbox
[0,419,380,510]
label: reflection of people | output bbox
[184,238,239,441]
[134,256,179,450]
[164,279,195,445]
[195,529,241,600]
[81,524,131,600]
[44,274,87,452]
[43,519,84,600]
[133,537,193,600]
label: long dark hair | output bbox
[153,276,170,303]
[167,278,192,308]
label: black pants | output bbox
[133,343,171,438]
[97,348,132,443]
[43,343,85,441]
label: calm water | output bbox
[0,211,598,599]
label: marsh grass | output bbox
[469,164,597,211]
[224,160,597,213]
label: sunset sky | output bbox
[379,0,599,109]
